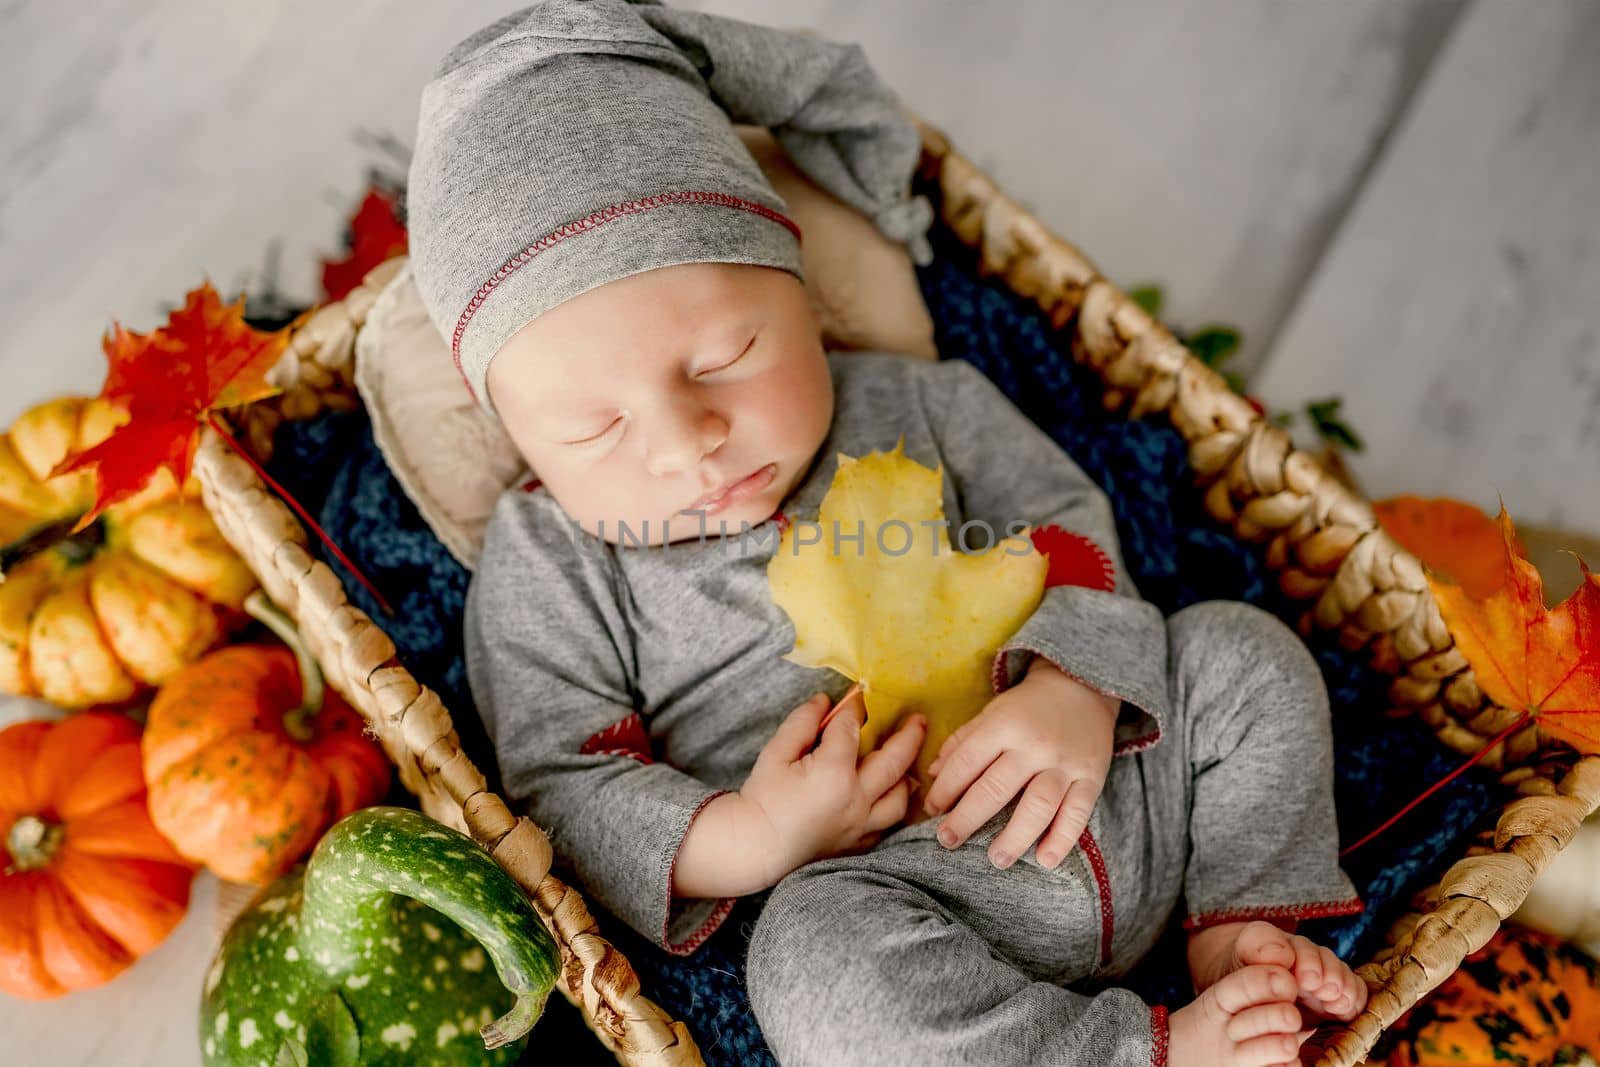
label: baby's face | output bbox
[487,262,833,546]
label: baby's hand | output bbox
[739,688,925,886]
[922,660,1119,871]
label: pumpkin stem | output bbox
[0,514,99,581]
[5,814,63,873]
[481,993,545,1051]
[243,590,325,742]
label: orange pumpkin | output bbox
[141,593,391,885]
[1385,922,1600,1065]
[0,711,196,999]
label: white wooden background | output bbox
[2,1,1596,1064]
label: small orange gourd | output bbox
[0,711,196,999]
[142,592,391,885]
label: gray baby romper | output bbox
[465,350,1363,1067]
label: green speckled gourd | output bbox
[199,807,562,1066]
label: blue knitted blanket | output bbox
[265,221,1500,1065]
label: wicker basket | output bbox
[191,114,1600,1067]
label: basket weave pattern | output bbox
[191,118,1600,1067]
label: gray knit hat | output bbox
[407,0,935,415]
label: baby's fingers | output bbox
[928,716,977,776]
[816,681,863,738]
[858,714,927,796]
[1034,777,1102,870]
[984,768,1068,869]
[863,778,914,833]
[815,688,866,763]
[757,693,831,770]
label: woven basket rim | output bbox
[189,112,1600,1067]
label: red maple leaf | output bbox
[321,187,408,303]
[1343,503,1599,855]
[1429,506,1600,754]
[53,282,293,529]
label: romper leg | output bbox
[744,803,1168,1067]
[1167,600,1362,929]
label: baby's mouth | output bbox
[680,463,779,516]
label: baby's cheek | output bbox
[755,354,832,454]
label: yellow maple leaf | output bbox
[766,437,1048,787]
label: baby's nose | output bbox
[644,407,729,477]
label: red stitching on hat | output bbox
[452,190,803,401]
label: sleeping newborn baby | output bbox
[407,3,1369,1065]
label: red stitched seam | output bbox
[1182,896,1365,931]
[662,789,739,956]
[1078,829,1114,969]
[1149,1004,1169,1067]
[451,190,802,399]
[664,896,737,957]
[1111,727,1163,756]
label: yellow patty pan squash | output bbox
[0,396,257,707]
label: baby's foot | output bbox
[1188,920,1368,1025]
[1167,963,1312,1067]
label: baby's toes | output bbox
[1306,945,1340,1004]
[1208,963,1299,1017]
[1286,935,1325,997]
[1232,1031,1310,1067]
[1317,953,1367,1020]
[1231,920,1298,971]
[1224,1001,1302,1043]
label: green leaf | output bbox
[306,990,362,1067]
[1128,285,1163,317]
[1270,411,1295,428]
[1305,397,1366,452]
[274,1040,310,1067]
[1186,326,1242,368]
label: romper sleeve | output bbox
[465,491,737,956]
[919,358,1170,755]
